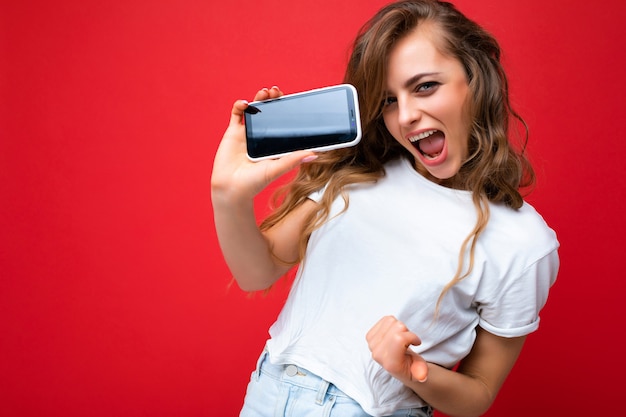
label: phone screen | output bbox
[244,84,361,161]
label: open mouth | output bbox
[408,129,445,160]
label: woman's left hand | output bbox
[366,315,429,383]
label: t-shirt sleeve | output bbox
[477,249,559,337]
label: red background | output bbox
[2,0,625,416]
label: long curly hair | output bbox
[260,0,535,304]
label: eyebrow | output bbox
[382,72,442,97]
[403,72,441,89]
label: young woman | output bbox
[211,1,559,416]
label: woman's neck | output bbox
[412,158,465,190]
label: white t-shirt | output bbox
[266,158,559,416]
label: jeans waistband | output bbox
[254,349,434,416]
[255,350,350,401]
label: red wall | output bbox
[2,0,625,415]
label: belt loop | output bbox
[315,379,330,405]
[254,348,268,381]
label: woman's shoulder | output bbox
[487,201,559,257]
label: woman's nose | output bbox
[397,98,421,127]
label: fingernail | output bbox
[301,155,318,163]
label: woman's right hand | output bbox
[211,86,317,204]
[211,87,318,290]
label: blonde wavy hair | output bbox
[260,0,535,306]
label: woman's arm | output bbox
[211,87,317,291]
[367,317,525,417]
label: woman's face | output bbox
[382,25,471,181]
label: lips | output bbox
[408,130,445,159]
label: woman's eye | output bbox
[382,96,397,107]
[416,81,439,94]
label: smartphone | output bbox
[244,84,362,161]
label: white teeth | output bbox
[408,129,437,143]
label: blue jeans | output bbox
[239,350,433,417]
